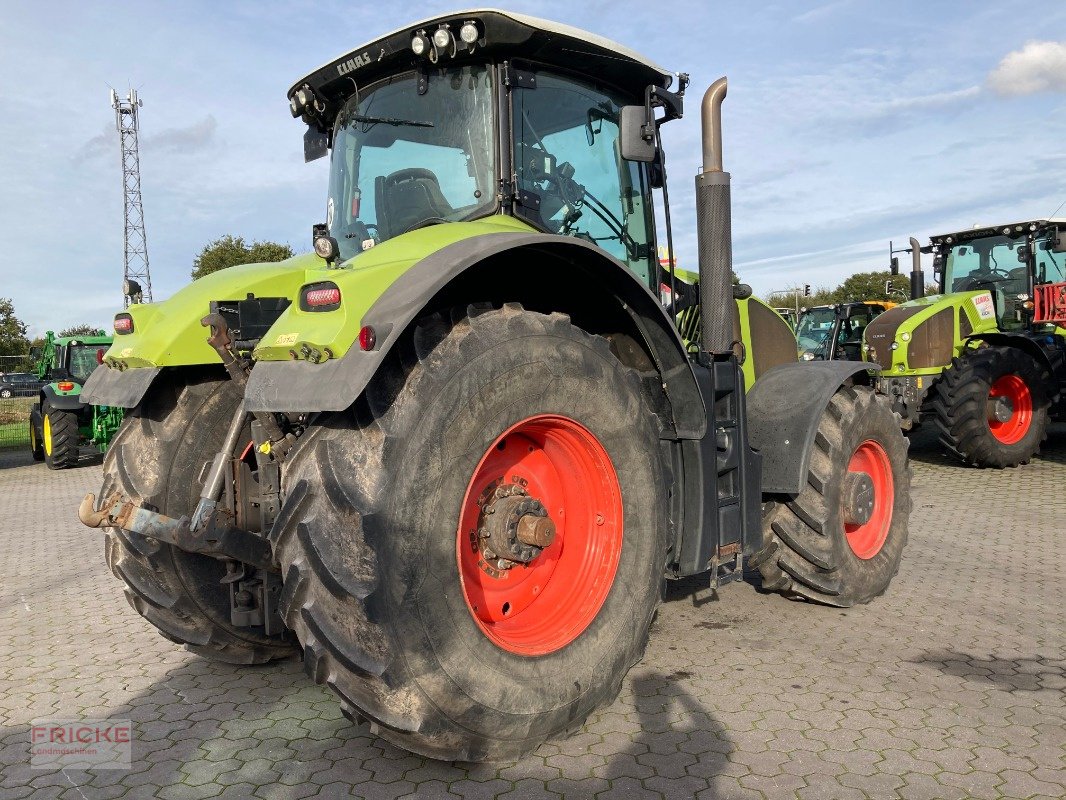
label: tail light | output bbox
[300,282,341,311]
[57,381,75,392]
[114,314,134,334]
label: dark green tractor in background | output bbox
[29,331,123,469]
[797,301,895,362]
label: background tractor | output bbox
[865,223,1066,466]
[29,330,123,469]
[797,300,895,362]
[81,10,911,762]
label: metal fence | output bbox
[0,355,34,450]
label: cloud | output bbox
[793,0,851,24]
[143,115,218,152]
[72,123,115,165]
[72,115,217,166]
[877,85,981,113]
[988,40,1066,96]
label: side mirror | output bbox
[1017,244,1030,263]
[1053,231,1066,253]
[933,254,944,277]
[618,106,656,163]
[304,126,329,162]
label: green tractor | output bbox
[80,10,911,761]
[29,330,123,469]
[865,223,1066,466]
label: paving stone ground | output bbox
[0,425,1063,799]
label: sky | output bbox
[1,0,1064,336]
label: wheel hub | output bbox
[842,471,875,526]
[477,483,556,568]
[987,395,1013,423]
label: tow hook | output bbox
[79,491,276,571]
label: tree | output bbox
[0,298,29,357]
[191,236,294,280]
[59,324,104,338]
[765,287,835,309]
[831,271,911,304]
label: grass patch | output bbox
[0,421,29,449]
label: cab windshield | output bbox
[68,345,107,384]
[327,65,496,262]
[796,307,836,352]
[945,235,1029,327]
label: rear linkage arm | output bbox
[79,313,298,573]
[79,491,275,571]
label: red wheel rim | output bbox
[844,440,894,560]
[456,415,623,656]
[988,374,1032,444]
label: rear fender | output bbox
[81,365,162,409]
[747,361,874,495]
[245,232,707,438]
[40,385,87,413]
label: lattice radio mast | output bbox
[111,88,153,306]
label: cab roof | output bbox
[931,218,1066,246]
[289,9,675,129]
[55,335,113,346]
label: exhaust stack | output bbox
[909,237,924,300]
[696,77,734,355]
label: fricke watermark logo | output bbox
[30,719,132,769]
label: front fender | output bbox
[246,232,706,438]
[967,332,1062,375]
[747,361,874,495]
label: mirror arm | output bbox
[641,84,685,141]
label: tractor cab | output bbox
[797,301,893,361]
[932,219,1066,331]
[292,9,673,287]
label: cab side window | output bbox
[512,69,655,286]
[1036,238,1066,285]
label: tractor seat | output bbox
[377,168,454,239]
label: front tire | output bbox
[29,405,44,461]
[43,405,79,470]
[753,386,911,607]
[101,372,296,664]
[932,346,1050,468]
[272,305,669,760]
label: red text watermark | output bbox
[30,719,132,769]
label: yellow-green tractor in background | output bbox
[866,222,1066,466]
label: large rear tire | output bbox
[271,305,669,761]
[43,405,79,470]
[931,346,1049,468]
[101,372,296,664]
[752,386,910,607]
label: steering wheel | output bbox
[958,270,1008,292]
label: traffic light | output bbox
[803,284,811,297]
